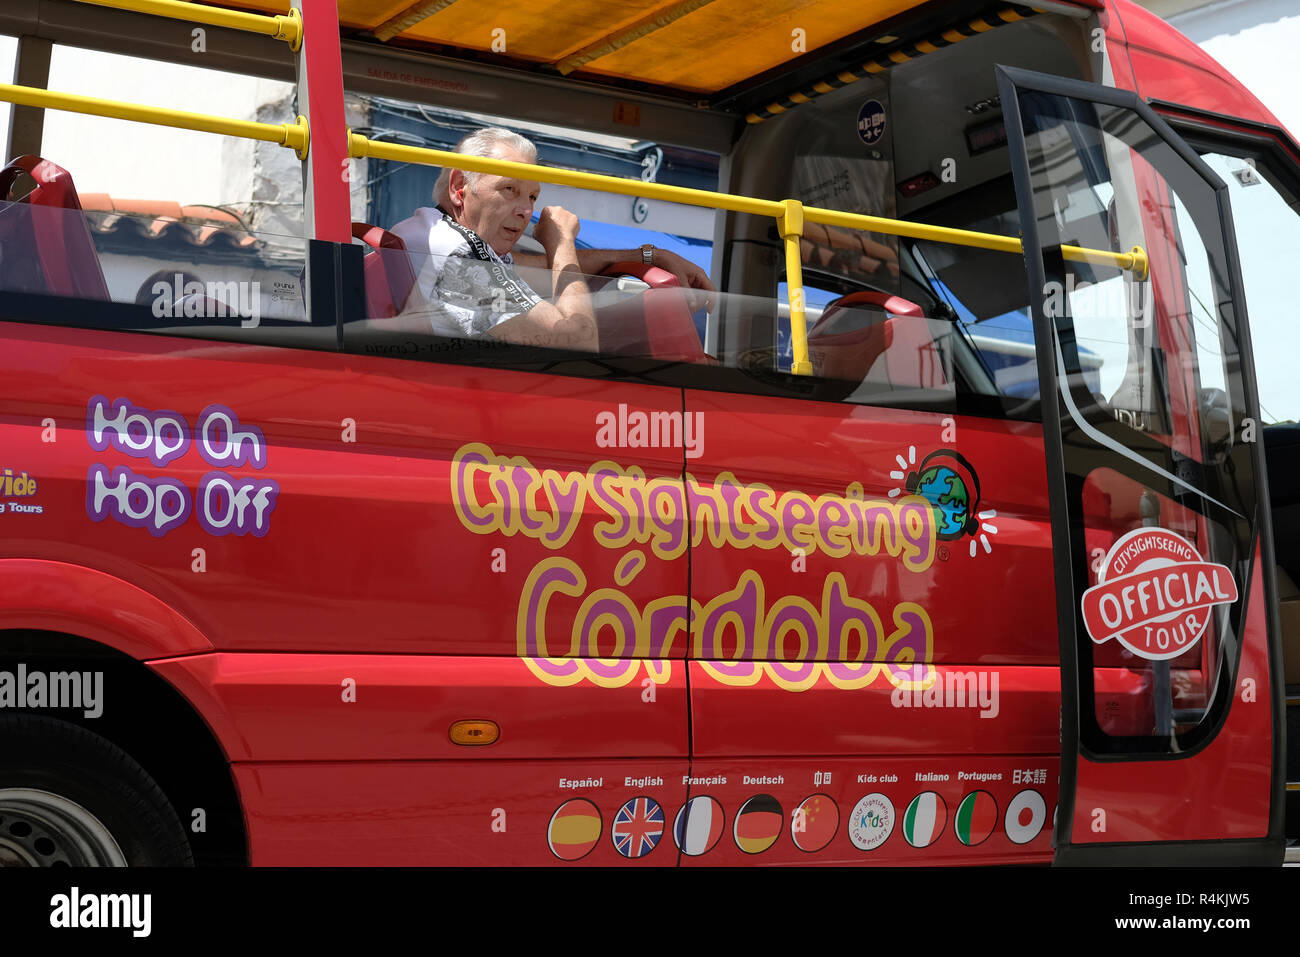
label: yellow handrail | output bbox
[347,133,1150,372]
[776,199,812,375]
[0,83,310,159]
[70,0,303,50]
[347,134,1148,276]
[347,134,783,217]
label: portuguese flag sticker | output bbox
[954,790,998,846]
[1081,527,1238,661]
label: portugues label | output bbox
[1081,527,1238,661]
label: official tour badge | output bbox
[1081,527,1239,661]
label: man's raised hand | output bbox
[533,205,580,256]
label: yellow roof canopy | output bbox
[214,0,975,96]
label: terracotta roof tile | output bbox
[79,193,261,252]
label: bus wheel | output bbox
[0,714,192,866]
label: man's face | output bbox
[450,148,540,257]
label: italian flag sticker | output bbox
[902,791,947,848]
[954,791,998,846]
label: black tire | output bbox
[0,713,193,866]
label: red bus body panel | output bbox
[1109,0,1290,133]
[0,0,1284,865]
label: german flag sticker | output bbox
[734,794,783,855]
[548,798,602,861]
[954,791,998,847]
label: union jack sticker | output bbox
[612,796,664,859]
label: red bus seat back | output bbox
[642,287,711,363]
[808,290,923,381]
[885,309,950,389]
[0,155,110,301]
[596,261,712,364]
[353,222,417,321]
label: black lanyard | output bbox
[437,206,542,311]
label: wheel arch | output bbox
[0,621,248,865]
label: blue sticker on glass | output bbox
[857,100,887,146]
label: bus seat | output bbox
[353,222,417,320]
[596,261,711,363]
[808,290,923,381]
[643,287,711,363]
[885,305,949,389]
[0,155,110,301]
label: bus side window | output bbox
[1198,148,1300,643]
[775,277,839,371]
[1197,151,1300,427]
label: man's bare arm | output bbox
[514,244,716,311]
[489,207,597,351]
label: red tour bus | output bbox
[0,0,1294,866]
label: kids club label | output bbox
[1081,527,1238,661]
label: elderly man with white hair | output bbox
[391,126,715,352]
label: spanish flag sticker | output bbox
[734,794,783,855]
[548,798,602,861]
[954,791,998,847]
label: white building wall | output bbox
[39,47,288,208]
[1,41,368,235]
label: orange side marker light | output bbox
[450,720,499,746]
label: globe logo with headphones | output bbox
[892,448,998,556]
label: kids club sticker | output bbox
[848,793,894,851]
[1081,527,1238,661]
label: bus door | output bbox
[996,65,1286,864]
